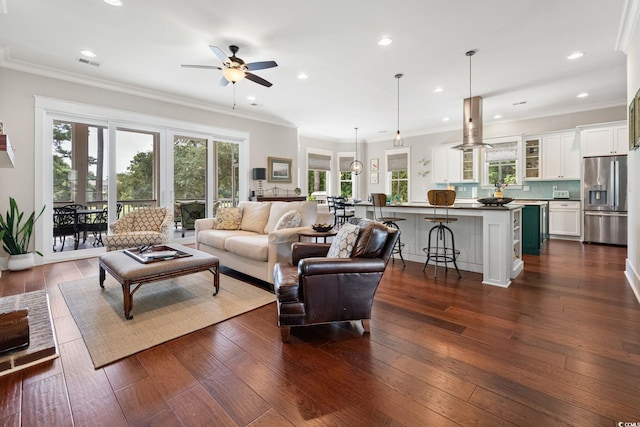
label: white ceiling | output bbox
[0,0,628,142]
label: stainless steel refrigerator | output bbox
[583,155,627,245]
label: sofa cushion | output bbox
[198,229,256,250]
[275,209,302,230]
[327,222,360,258]
[224,235,269,261]
[238,201,271,234]
[214,207,243,230]
[352,222,389,258]
[264,201,317,233]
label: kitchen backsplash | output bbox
[441,180,581,200]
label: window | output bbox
[483,140,520,186]
[385,148,410,202]
[338,155,355,197]
[307,150,332,196]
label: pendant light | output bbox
[393,73,404,147]
[350,127,363,175]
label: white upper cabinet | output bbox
[541,131,580,180]
[580,121,628,157]
[432,145,464,183]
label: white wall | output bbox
[0,68,299,255]
[625,18,640,300]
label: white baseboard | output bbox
[625,258,640,305]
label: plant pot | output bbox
[7,253,35,271]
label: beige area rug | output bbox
[59,272,275,369]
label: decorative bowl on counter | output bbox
[477,197,514,206]
[311,223,333,232]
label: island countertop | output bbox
[353,202,523,287]
[355,201,521,210]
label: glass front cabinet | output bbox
[524,137,541,179]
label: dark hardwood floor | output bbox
[1,239,638,426]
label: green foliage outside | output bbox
[390,170,408,202]
[488,161,517,186]
[308,170,327,195]
[340,171,353,197]
[174,137,206,200]
[216,142,239,200]
[117,151,154,200]
[52,122,99,202]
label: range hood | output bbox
[453,95,487,150]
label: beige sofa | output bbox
[195,201,326,284]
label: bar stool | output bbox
[371,193,405,266]
[423,190,461,278]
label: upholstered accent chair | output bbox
[105,207,173,251]
[179,201,206,237]
[273,218,399,342]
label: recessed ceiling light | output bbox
[297,73,308,80]
[493,114,502,119]
[433,87,443,93]
[378,37,392,46]
[567,52,584,60]
[247,96,256,101]
[577,92,589,98]
[442,117,450,122]
[80,50,96,58]
[103,0,123,5]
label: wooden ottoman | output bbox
[99,244,219,319]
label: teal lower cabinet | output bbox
[522,205,546,255]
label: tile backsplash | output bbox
[444,180,581,200]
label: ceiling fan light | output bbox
[223,67,246,83]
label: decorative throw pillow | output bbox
[352,221,389,258]
[275,210,302,230]
[326,222,360,258]
[213,207,243,230]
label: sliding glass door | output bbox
[36,97,249,263]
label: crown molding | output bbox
[616,0,640,53]
[0,47,296,130]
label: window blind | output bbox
[485,141,518,161]
[308,153,332,171]
[387,153,408,171]
[339,156,355,172]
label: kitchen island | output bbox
[354,202,523,287]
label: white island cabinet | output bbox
[354,202,523,287]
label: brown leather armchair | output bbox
[273,218,399,342]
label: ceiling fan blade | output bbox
[209,45,229,63]
[245,60,278,71]
[181,64,222,70]
[245,72,273,87]
[218,76,230,87]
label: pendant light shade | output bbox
[350,127,363,175]
[393,73,404,147]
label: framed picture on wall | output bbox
[370,172,379,184]
[630,98,636,150]
[370,158,379,171]
[268,157,292,182]
[635,88,640,149]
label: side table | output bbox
[297,229,337,243]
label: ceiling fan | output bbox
[181,45,278,87]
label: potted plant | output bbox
[0,197,45,271]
